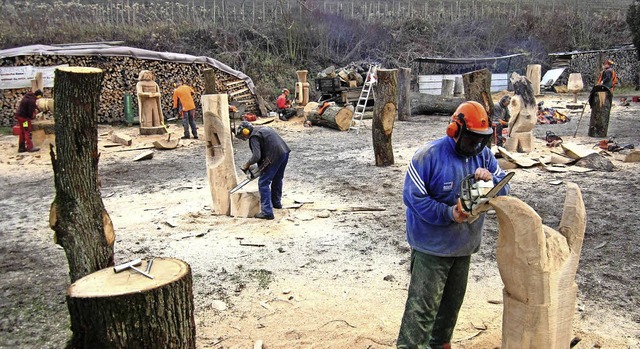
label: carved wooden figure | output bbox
[295,70,310,106]
[202,94,239,215]
[526,64,541,96]
[505,72,537,153]
[136,70,166,135]
[491,183,586,349]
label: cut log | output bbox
[397,67,411,121]
[410,93,464,115]
[109,131,132,146]
[230,190,261,218]
[307,105,354,131]
[202,94,238,215]
[463,68,494,117]
[372,68,398,166]
[491,183,586,349]
[526,64,542,96]
[587,85,612,137]
[441,78,455,97]
[67,258,196,349]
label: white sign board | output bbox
[0,65,68,89]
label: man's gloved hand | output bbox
[241,163,250,171]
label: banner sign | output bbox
[0,65,68,89]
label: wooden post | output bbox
[372,68,397,166]
[587,85,612,137]
[202,94,238,215]
[203,68,218,94]
[491,183,586,349]
[463,68,493,117]
[526,64,541,96]
[50,66,114,283]
[397,67,411,121]
[67,258,196,349]
[441,78,455,97]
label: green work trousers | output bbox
[396,249,471,349]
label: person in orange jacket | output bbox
[597,59,618,91]
[172,82,198,139]
[15,89,43,153]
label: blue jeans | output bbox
[258,153,289,217]
[397,250,470,349]
[182,109,197,138]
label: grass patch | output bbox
[0,127,14,136]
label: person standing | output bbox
[397,101,510,349]
[172,82,198,139]
[597,59,618,91]
[276,88,296,121]
[491,95,511,147]
[15,89,43,153]
[235,121,291,220]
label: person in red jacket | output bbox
[276,88,296,121]
[172,82,198,139]
[15,89,43,153]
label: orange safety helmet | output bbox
[446,101,493,138]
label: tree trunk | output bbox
[67,258,196,349]
[50,66,114,283]
[397,67,411,121]
[203,68,218,94]
[410,93,464,115]
[441,78,455,97]
[307,105,354,131]
[372,69,397,166]
[202,94,239,215]
[588,85,612,137]
[526,64,542,96]
[463,68,494,117]
[491,183,586,349]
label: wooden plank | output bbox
[229,87,249,97]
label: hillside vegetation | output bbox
[0,0,631,99]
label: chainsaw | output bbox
[229,164,262,194]
[457,171,514,222]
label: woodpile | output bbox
[0,55,258,127]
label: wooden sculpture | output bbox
[491,183,586,349]
[136,70,166,135]
[588,85,613,138]
[202,94,239,215]
[295,70,310,106]
[505,72,537,153]
[526,64,542,96]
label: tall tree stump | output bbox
[50,66,114,283]
[526,64,542,96]
[397,67,412,121]
[463,68,494,117]
[588,85,612,137]
[491,183,586,349]
[372,68,398,166]
[202,94,238,215]
[67,258,196,349]
[203,68,218,94]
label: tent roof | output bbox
[0,43,255,93]
[413,53,526,64]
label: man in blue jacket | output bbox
[397,101,510,349]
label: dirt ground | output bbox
[0,91,638,349]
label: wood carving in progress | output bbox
[505,72,537,153]
[491,182,586,349]
[136,70,166,135]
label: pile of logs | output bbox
[0,55,258,126]
[316,60,378,87]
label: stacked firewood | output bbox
[316,60,379,86]
[0,55,258,126]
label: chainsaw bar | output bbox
[483,171,514,200]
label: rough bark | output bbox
[526,64,542,96]
[372,69,397,166]
[67,258,196,349]
[203,68,218,94]
[491,183,586,349]
[307,105,354,131]
[49,66,114,283]
[588,85,612,137]
[463,68,494,117]
[397,67,411,121]
[202,94,238,215]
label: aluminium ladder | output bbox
[350,64,379,134]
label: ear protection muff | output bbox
[446,113,465,138]
[242,127,251,136]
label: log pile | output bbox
[0,55,258,126]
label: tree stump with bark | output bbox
[202,94,240,215]
[49,66,114,283]
[491,183,586,349]
[372,68,398,166]
[397,67,411,121]
[588,85,612,137]
[463,68,494,117]
[306,104,354,131]
[67,258,196,349]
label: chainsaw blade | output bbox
[483,171,514,200]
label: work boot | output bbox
[18,143,27,153]
[27,147,40,152]
[193,135,199,139]
[254,212,274,220]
